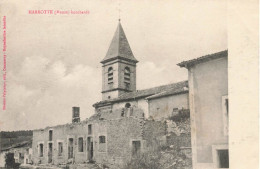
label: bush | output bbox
[123,143,192,169]
[123,152,162,169]
[168,109,190,122]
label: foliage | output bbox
[123,143,191,169]
[0,130,33,138]
[168,109,190,122]
[123,151,163,169]
[0,130,32,150]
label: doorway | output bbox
[87,137,94,161]
[132,140,141,156]
[217,150,229,168]
[68,138,74,159]
[48,143,53,163]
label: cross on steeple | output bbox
[117,0,121,21]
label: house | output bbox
[178,50,228,169]
[0,140,32,167]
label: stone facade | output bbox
[32,107,167,168]
[0,141,32,167]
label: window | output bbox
[125,103,131,108]
[172,108,179,116]
[218,150,229,168]
[108,67,113,84]
[99,136,106,143]
[212,145,229,169]
[78,137,84,152]
[88,124,92,135]
[222,95,229,136]
[124,67,130,88]
[58,142,63,156]
[39,144,43,157]
[132,141,141,156]
[99,136,106,152]
[68,138,74,159]
[49,130,53,141]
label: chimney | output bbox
[72,107,80,123]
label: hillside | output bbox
[0,130,33,151]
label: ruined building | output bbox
[32,21,191,168]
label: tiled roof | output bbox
[101,21,138,64]
[177,50,228,68]
[146,86,188,100]
[93,80,188,107]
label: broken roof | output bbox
[1,140,32,152]
[177,50,228,68]
[93,80,188,108]
[101,21,138,64]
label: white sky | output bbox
[0,0,227,131]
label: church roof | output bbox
[101,21,138,64]
[93,80,188,108]
[177,50,228,68]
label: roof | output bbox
[93,80,188,107]
[177,50,228,68]
[101,21,138,64]
[146,86,188,100]
[1,140,32,152]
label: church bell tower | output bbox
[101,21,138,100]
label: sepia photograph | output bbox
[0,0,258,169]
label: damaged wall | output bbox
[32,122,88,165]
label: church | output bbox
[93,21,189,119]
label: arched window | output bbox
[49,130,53,141]
[124,67,130,88]
[125,103,131,108]
[108,67,113,84]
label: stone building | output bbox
[0,141,32,167]
[32,21,190,168]
[178,50,228,169]
[32,107,166,168]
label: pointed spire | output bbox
[101,22,138,64]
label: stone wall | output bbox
[32,107,188,168]
[32,122,88,165]
[148,93,189,120]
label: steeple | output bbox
[101,21,138,64]
[101,21,138,100]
